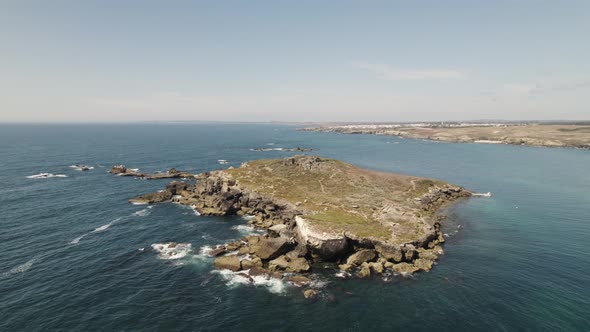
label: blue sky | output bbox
[1,1,589,122]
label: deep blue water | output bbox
[1,124,589,331]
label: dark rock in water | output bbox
[208,247,226,257]
[249,237,295,260]
[110,165,127,174]
[128,190,173,204]
[213,255,241,271]
[303,289,318,299]
[286,275,312,286]
[346,249,376,266]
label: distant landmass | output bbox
[301,122,590,149]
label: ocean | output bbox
[1,124,589,331]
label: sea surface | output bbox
[1,124,589,331]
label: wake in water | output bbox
[69,208,152,244]
[0,258,40,279]
[26,173,68,179]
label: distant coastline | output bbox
[300,122,590,149]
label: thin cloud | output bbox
[351,61,466,81]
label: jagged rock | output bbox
[402,244,417,262]
[286,245,308,258]
[241,256,263,270]
[417,248,438,261]
[110,165,127,174]
[269,255,310,273]
[237,246,250,255]
[369,261,384,274]
[303,289,318,299]
[346,249,376,266]
[339,264,352,271]
[413,258,434,272]
[213,255,241,271]
[166,181,189,195]
[357,262,371,278]
[248,266,269,277]
[249,237,294,260]
[268,224,288,237]
[225,241,241,252]
[392,263,419,275]
[375,243,404,263]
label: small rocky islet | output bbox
[120,155,471,295]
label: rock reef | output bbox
[129,155,471,283]
[110,165,193,180]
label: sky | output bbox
[1,0,589,123]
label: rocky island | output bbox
[129,156,470,291]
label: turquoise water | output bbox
[1,124,589,331]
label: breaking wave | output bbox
[151,243,192,260]
[212,269,288,294]
[231,224,265,235]
[26,173,68,179]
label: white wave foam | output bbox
[199,245,213,256]
[213,269,287,294]
[129,168,140,172]
[70,234,87,244]
[26,173,68,179]
[231,224,264,235]
[131,201,148,205]
[1,258,39,279]
[241,215,255,221]
[334,271,351,279]
[133,208,151,217]
[93,223,111,232]
[151,243,192,260]
[69,165,94,171]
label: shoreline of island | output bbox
[118,155,472,298]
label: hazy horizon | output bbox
[1,1,589,123]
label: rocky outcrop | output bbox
[213,256,241,271]
[249,237,295,260]
[346,249,376,266]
